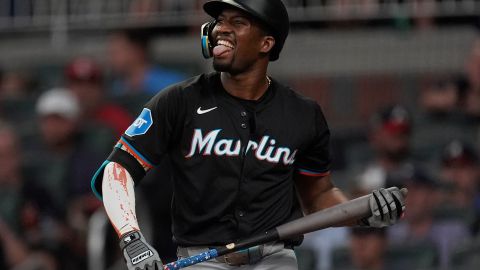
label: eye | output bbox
[233,19,246,25]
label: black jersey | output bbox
[92,72,331,246]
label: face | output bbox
[404,184,437,221]
[0,72,27,99]
[420,83,459,113]
[39,114,77,148]
[211,8,274,74]
[465,39,480,88]
[372,128,410,162]
[68,81,103,113]
[439,163,479,207]
[107,34,144,74]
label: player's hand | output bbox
[119,231,163,270]
[360,187,406,228]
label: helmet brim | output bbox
[204,0,255,20]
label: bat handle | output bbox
[164,250,219,270]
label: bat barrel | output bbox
[277,194,370,239]
[277,187,407,240]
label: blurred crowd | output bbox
[302,38,480,270]
[0,26,480,270]
[0,28,186,270]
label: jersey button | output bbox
[241,123,247,129]
[240,111,247,117]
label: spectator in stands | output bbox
[462,37,480,121]
[439,140,479,212]
[439,139,480,238]
[411,0,437,30]
[0,69,37,127]
[129,0,160,18]
[33,88,104,270]
[412,78,476,163]
[0,122,58,270]
[356,105,413,192]
[419,79,460,115]
[0,70,32,100]
[65,57,133,136]
[348,227,388,270]
[388,166,470,269]
[34,87,104,212]
[156,0,198,12]
[107,29,186,96]
[0,219,58,270]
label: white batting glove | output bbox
[359,187,406,228]
[119,231,163,270]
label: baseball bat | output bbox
[163,187,407,270]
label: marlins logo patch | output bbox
[125,108,153,137]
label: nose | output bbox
[212,20,232,36]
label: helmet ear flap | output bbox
[201,20,216,58]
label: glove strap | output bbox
[119,231,141,250]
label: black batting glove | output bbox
[119,231,163,270]
[360,187,406,228]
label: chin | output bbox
[213,53,241,73]
[212,61,231,72]
[213,60,245,76]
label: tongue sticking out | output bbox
[213,45,232,57]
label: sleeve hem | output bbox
[91,160,111,201]
[119,137,155,169]
[297,168,331,177]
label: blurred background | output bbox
[1,0,480,269]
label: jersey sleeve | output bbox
[295,103,332,177]
[91,87,183,200]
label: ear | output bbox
[259,35,275,54]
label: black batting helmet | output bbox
[203,0,290,61]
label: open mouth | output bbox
[213,39,235,58]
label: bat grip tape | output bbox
[164,250,218,270]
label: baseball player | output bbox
[91,0,406,269]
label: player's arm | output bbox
[295,173,405,227]
[91,85,184,269]
[295,102,404,228]
[294,173,355,226]
[102,162,139,236]
[101,161,163,270]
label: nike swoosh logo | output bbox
[197,106,218,115]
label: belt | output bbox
[177,241,285,266]
[214,245,263,266]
